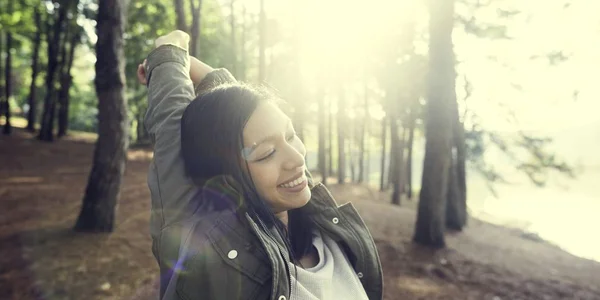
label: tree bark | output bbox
[446,99,467,230]
[445,153,462,229]
[379,116,387,191]
[174,0,187,32]
[74,0,129,232]
[413,0,456,248]
[406,112,416,199]
[358,83,368,183]
[39,0,70,141]
[189,0,202,57]
[387,116,395,190]
[0,32,4,121]
[337,88,346,184]
[27,6,43,132]
[3,30,13,135]
[349,120,356,183]
[58,29,79,137]
[328,96,334,176]
[391,117,405,205]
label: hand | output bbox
[137,59,147,85]
[155,30,190,52]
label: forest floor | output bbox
[1,127,600,300]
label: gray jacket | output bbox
[144,45,383,300]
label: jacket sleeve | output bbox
[144,45,236,235]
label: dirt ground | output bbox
[1,128,600,300]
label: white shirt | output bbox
[288,230,369,300]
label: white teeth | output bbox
[279,176,304,188]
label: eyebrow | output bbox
[245,119,293,152]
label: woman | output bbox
[139,30,383,300]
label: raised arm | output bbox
[143,31,199,238]
[141,30,237,235]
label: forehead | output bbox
[243,103,290,143]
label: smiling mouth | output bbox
[278,174,306,188]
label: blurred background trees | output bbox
[0,0,576,243]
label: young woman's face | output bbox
[242,102,311,213]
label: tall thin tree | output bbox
[39,0,70,141]
[26,5,43,132]
[75,0,129,232]
[337,87,346,184]
[173,0,187,32]
[189,0,202,57]
[58,28,80,137]
[317,88,328,184]
[413,0,456,248]
[3,0,14,135]
[406,110,416,199]
[358,81,368,183]
[379,115,387,191]
[446,91,467,229]
[258,0,266,82]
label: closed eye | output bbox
[256,133,296,162]
[256,149,275,162]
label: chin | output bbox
[296,189,312,207]
[277,188,312,211]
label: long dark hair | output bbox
[180,83,315,265]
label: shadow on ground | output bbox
[1,128,600,300]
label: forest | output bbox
[1,0,599,299]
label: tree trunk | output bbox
[74,0,129,232]
[239,5,247,81]
[27,7,43,132]
[365,125,370,185]
[445,152,462,230]
[328,96,334,176]
[349,120,356,183]
[358,83,368,183]
[3,28,13,135]
[258,0,266,82]
[39,0,70,142]
[337,88,346,184]
[391,117,405,205]
[136,111,150,145]
[58,30,79,137]
[0,32,4,122]
[56,20,71,137]
[318,89,327,184]
[413,0,456,248]
[229,0,237,77]
[446,98,467,230]
[189,0,202,57]
[174,0,187,32]
[387,116,395,190]
[379,116,387,191]
[455,121,467,223]
[406,113,416,199]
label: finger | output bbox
[137,64,147,85]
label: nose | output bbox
[281,141,305,171]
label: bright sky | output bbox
[247,0,600,134]
[254,0,600,261]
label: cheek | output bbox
[248,164,280,194]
